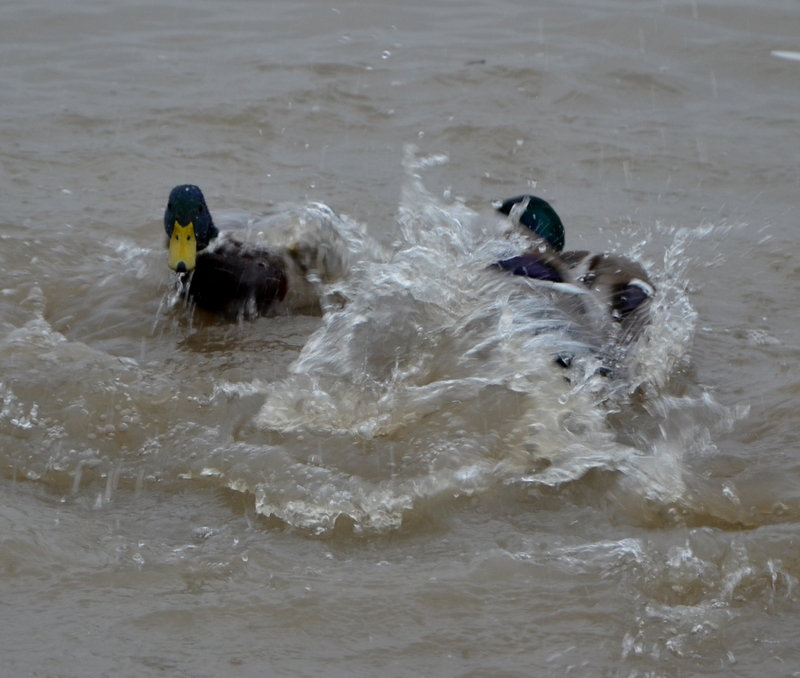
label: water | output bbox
[1,0,799,676]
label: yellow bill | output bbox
[168,221,197,272]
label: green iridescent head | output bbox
[163,184,219,272]
[497,195,565,252]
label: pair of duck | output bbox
[163,185,653,329]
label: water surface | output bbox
[1,0,799,675]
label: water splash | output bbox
[242,147,704,531]
[0,150,747,534]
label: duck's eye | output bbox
[168,202,173,211]
[186,234,192,241]
[197,205,204,214]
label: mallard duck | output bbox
[163,184,349,318]
[494,195,654,323]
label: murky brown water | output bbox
[2,0,799,676]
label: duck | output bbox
[494,195,655,325]
[163,184,349,318]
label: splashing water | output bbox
[0,149,746,533]
[238,147,736,532]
